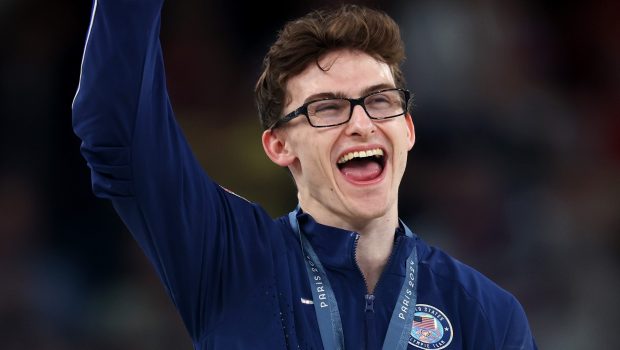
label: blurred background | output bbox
[1,0,618,348]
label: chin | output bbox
[344,197,392,221]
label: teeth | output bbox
[337,148,384,164]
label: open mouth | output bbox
[336,148,386,182]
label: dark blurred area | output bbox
[0,0,618,348]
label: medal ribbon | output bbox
[288,209,418,350]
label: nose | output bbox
[345,105,376,137]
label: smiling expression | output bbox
[262,49,415,230]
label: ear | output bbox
[262,129,296,167]
[405,113,415,150]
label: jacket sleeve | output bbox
[71,0,275,341]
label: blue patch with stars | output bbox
[409,304,453,349]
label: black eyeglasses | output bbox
[269,88,410,129]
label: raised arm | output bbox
[72,0,277,341]
[72,0,165,174]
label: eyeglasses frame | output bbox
[269,88,411,129]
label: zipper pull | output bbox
[365,294,375,313]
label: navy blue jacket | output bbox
[72,1,537,349]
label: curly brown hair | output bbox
[255,4,407,130]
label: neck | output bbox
[355,222,397,293]
[300,201,399,293]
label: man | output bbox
[73,0,537,349]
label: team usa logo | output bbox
[409,304,453,349]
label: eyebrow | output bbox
[302,83,396,104]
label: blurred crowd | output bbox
[1,0,618,349]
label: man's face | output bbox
[265,49,415,229]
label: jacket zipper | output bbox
[354,234,402,349]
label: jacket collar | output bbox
[296,211,413,272]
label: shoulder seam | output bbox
[498,297,517,346]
